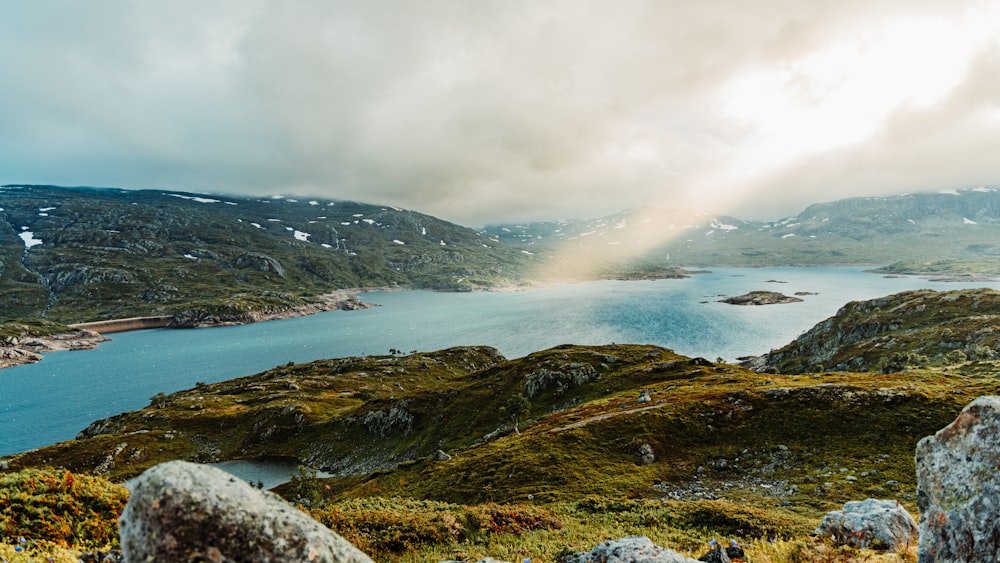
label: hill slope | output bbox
[746,288,1000,374]
[6,338,997,516]
[7,289,1000,560]
[0,185,534,322]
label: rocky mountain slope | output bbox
[486,187,1000,275]
[4,184,1000,323]
[0,185,534,322]
[746,288,1000,374]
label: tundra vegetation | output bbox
[6,289,1000,561]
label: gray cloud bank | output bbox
[2,1,998,225]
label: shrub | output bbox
[464,503,562,534]
[944,349,967,365]
[286,465,325,506]
[0,468,128,548]
[308,497,561,556]
[877,352,929,373]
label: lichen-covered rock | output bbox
[524,363,599,398]
[916,395,1000,562]
[559,536,699,563]
[119,460,372,563]
[814,498,917,550]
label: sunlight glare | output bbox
[719,16,987,164]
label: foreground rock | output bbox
[559,536,699,563]
[120,461,372,563]
[916,395,1000,562]
[814,498,917,550]
[719,291,803,306]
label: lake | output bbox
[2,266,997,457]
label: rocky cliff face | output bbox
[746,288,1000,374]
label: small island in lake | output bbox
[719,290,804,305]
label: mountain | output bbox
[486,187,1000,274]
[5,184,1000,324]
[0,185,534,323]
[745,288,1000,374]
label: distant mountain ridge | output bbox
[485,187,1000,271]
[0,185,533,322]
[4,184,1000,324]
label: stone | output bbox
[916,395,1000,562]
[638,443,655,465]
[814,498,917,550]
[119,460,372,562]
[78,550,123,563]
[697,542,730,563]
[559,536,699,563]
[725,540,745,562]
[435,449,452,461]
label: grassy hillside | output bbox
[4,340,987,560]
[0,185,535,323]
[749,288,1000,374]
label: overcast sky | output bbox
[2,1,999,226]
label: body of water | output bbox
[2,266,997,457]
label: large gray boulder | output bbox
[559,536,699,563]
[814,498,917,550]
[916,395,1000,562]
[119,460,372,563]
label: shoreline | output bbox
[0,328,110,370]
[0,290,381,371]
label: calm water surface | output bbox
[2,266,997,456]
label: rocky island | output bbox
[719,290,804,305]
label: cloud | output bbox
[735,41,1000,217]
[1,1,997,225]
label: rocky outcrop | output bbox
[916,395,1000,562]
[0,328,109,369]
[746,288,1000,374]
[0,346,43,369]
[524,363,600,398]
[814,498,917,550]
[558,536,699,563]
[719,291,803,306]
[120,461,373,562]
[361,406,414,438]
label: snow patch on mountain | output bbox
[168,194,221,204]
[18,229,42,248]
